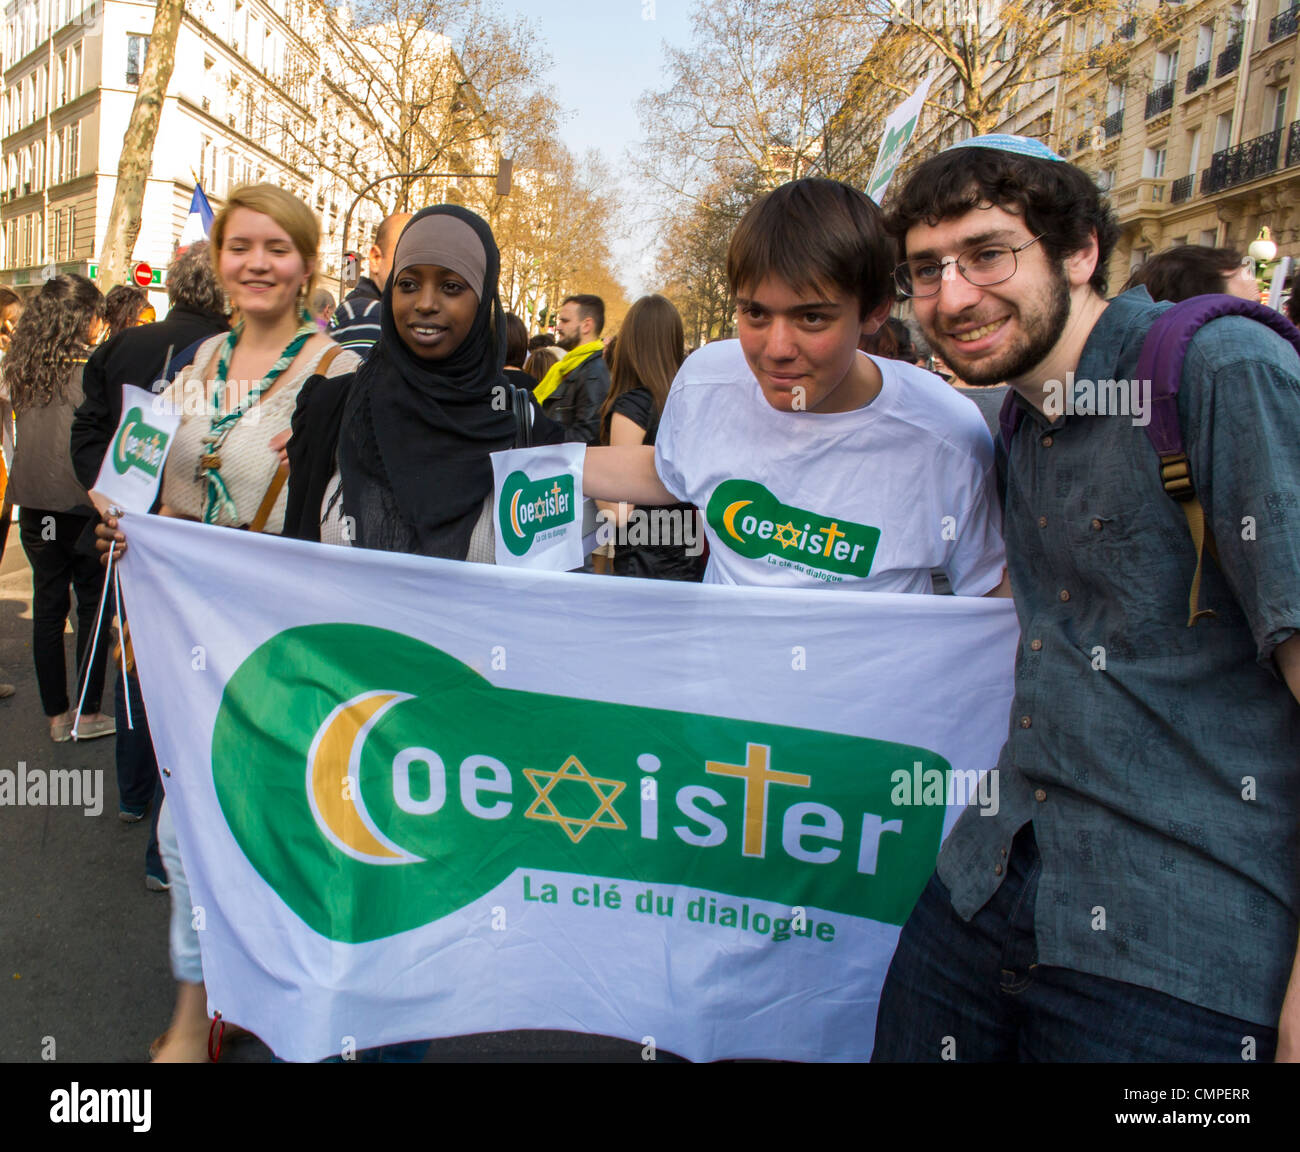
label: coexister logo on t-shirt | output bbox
[705,479,881,580]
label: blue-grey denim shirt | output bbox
[937,287,1300,1027]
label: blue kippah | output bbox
[945,134,1065,162]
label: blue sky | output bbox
[501,0,698,292]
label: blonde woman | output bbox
[98,184,360,1061]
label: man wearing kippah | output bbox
[874,136,1300,1062]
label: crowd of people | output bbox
[0,129,1297,1063]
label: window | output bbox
[1156,47,1179,86]
[72,44,82,98]
[66,122,79,179]
[55,50,66,106]
[33,139,44,191]
[1196,23,1214,64]
[1143,147,1167,178]
[37,63,47,117]
[1274,87,1289,132]
[67,207,76,258]
[126,35,150,86]
[1097,167,1116,191]
[1228,3,1245,43]
[1187,127,1202,174]
[1200,228,1218,247]
[51,132,62,183]
[1214,112,1233,152]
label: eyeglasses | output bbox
[894,236,1046,298]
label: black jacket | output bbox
[540,349,610,446]
[70,305,228,489]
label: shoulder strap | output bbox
[248,466,288,533]
[511,382,534,449]
[315,343,343,377]
[1134,295,1300,626]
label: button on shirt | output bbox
[937,288,1300,1027]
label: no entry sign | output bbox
[132,261,153,287]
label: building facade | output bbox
[1,0,495,308]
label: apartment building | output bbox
[1,0,495,307]
[1035,0,1300,289]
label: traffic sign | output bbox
[133,261,154,287]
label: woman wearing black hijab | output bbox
[285,205,560,552]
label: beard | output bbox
[556,330,579,351]
[936,265,1071,387]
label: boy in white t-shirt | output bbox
[585,178,1008,596]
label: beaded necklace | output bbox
[197,321,316,524]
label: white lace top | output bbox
[160,335,359,532]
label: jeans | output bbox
[115,666,163,878]
[157,799,204,984]
[18,506,112,716]
[872,824,1277,1062]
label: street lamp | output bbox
[337,161,513,296]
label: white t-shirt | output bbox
[654,339,1005,595]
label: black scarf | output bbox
[340,206,517,559]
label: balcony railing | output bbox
[1145,82,1174,119]
[1217,40,1242,78]
[1270,5,1299,41]
[1186,60,1209,93]
[1103,108,1124,139]
[1201,127,1283,194]
[1118,16,1137,40]
[1286,120,1300,167]
[1170,174,1195,202]
[1076,131,1091,153]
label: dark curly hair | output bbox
[1121,245,1245,302]
[885,148,1120,295]
[1,274,105,412]
[104,284,150,336]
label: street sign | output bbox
[133,261,154,287]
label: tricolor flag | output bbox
[178,184,214,251]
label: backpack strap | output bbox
[511,382,534,449]
[1135,295,1300,625]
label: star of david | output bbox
[772,520,801,549]
[523,755,626,844]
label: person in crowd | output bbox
[594,294,704,582]
[330,211,413,356]
[528,332,556,352]
[73,242,229,482]
[103,284,153,338]
[522,344,561,383]
[1122,244,1261,303]
[309,287,336,330]
[1288,280,1300,328]
[583,178,1008,598]
[535,293,611,445]
[286,204,560,556]
[0,287,23,590]
[2,275,115,741]
[96,183,361,1061]
[875,135,1300,1062]
[70,242,229,887]
[503,312,534,390]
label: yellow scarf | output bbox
[533,340,605,404]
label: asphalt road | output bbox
[0,519,660,1063]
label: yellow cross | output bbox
[705,743,809,857]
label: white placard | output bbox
[490,442,585,571]
[866,76,934,205]
[90,385,181,513]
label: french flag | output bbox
[178,184,214,251]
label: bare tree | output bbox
[96,0,186,290]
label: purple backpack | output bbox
[998,295,1300,625]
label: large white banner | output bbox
[120,515,1017,1062]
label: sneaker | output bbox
[50,714,75,743]
[72,714,116,741]
[119,806,147,824]
[145,872,170,892]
